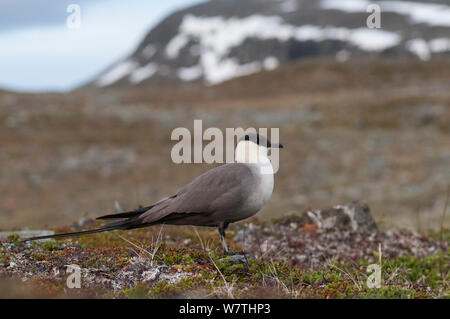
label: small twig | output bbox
[114,200,123,213]
[117,234,152,259]
[116,225,164,266]
[440,184,449,241]
[378,243,382,269]
[193,226,206,251]
[268,259,289,294]
[386,267,400,285]
[150,225,164,265]
[208,253,234,298]
[253,226,264,259]
[328,261,362,291]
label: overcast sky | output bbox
[0,0,203,92]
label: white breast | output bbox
[256,162,274,204]
[244,161,274,215]
[234,140,275,215]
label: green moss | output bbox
[7,233,20,245]
[162,251,196,265]
[148,281,179,298]
[32,253,47,261]
[0,251,9,264]
[40,240,62,251]
[429,228,450,242]
[120,283,151,298]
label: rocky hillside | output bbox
[91,0,450,88]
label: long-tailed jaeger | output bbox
[23,133,283,253]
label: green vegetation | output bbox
[112,248,449,298]
[1,226,447,299]
[7,233,20,245]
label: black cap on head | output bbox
[239,133,283,148]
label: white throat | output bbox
[235,141,273,175]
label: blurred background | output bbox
[0,0,449,232]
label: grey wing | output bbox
[139,163,257,226]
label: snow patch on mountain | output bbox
[166,14,400,83]
[96,60,138,87]
[263,57,280,70]
[407,38,450,60]
[129,63,158,84]
[141,45,157,59]
[90,0,450,88]
[321,0,450,27]
[321,0,368,13]
[166,35,190,59]
[280,0,299,13]
[429,38,450,53]
[177,65,203,81]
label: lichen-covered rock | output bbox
[219,253,255,265]
[307,201,378,233]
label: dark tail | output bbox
[21,205,155,242]
[20,215,150,242]
[21,226,119,242]
[96,204,153,220]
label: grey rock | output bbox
[0,230,55,242]
[233,229,246,241]
[307,201,378,233]
[220,253,255,265]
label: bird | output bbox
[22,133,283,254]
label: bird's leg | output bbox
[218,222,230,254]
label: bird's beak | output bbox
[271,142,283,148]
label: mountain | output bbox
[91,0,450,88]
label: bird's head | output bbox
[235,133,283,164]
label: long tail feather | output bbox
[21,226,118,242]
[21,204,156,242]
